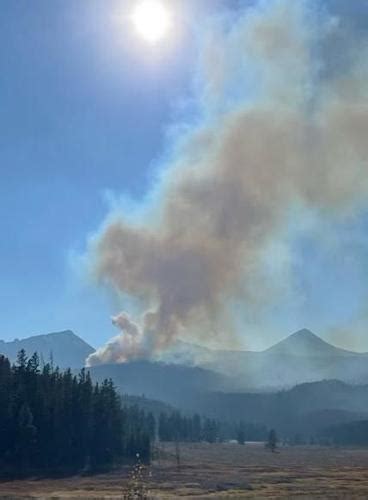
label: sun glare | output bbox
[132,0,171,44]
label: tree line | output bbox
[157,411,269,444]
[158,412,218,443]
[0,350,276,478]
[0,351,152,477]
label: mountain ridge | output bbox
[2,327,368,387]
[0,330,94,368]
[161,328,368,389]
[167,328,367,360]
[264,328,365,357]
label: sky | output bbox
[1,0,368,352]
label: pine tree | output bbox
[237,423,246,445]
[15,403,37,473]
[267,429,278,452]
[0,351,156,476]
[203,418,218,443]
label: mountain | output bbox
[88,329,368,398]
[3,327,368,389]
[162,329,368,389]
[0,330,94,368]
[265,328,361,357]
[3,328,367,441]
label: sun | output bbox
[132,1,172,44]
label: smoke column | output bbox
[86,0,368,366]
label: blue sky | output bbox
[1,0,368,351]
[0,0,225,345]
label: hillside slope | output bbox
[196,379,368,437]
[89,360,230,408]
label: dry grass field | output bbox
[1,443,368,499]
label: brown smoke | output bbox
[86,0,368,366]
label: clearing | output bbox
[1,443,368,498]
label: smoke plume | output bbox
[86,0,368,366]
